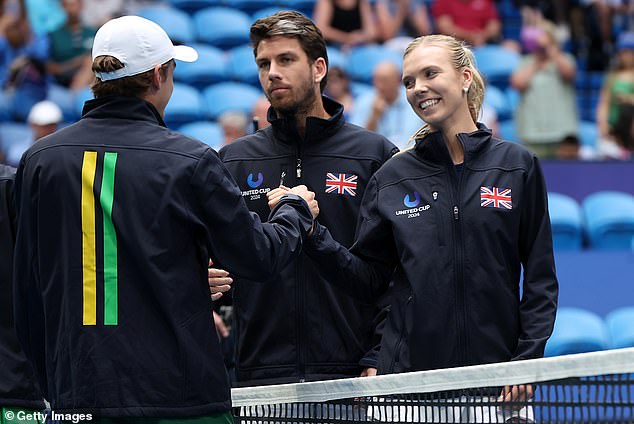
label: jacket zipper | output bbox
[389,294,413,372]
[295,143,305,381]
[296,261,306,381]
[451,136,468,367]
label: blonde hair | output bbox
[403,34,486,142]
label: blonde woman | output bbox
[271,34,558,420]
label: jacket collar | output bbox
[267,96,345,145]
[81,96,167,127]
[414,123,493,166]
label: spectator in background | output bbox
[511,20,577,159]
[251,96,271,130]
[46,0,95,90]
[314,0,375,50]
[432,0,501,47]
[597,32,634,158]
[80,0,123,28]
[324,65,355,117]
[375,0,431,44]
[218,110,249,145]
[351,61,421,150]
[1,4,49,121]
[23,0,66,35]
[555,134,581,160]
[7,100,62,166]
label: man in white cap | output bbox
[12,15,318,424]
[6,100,63,166]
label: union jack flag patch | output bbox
[325,173,358,196]
[480,186,512,209]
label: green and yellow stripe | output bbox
[81,151,119,326]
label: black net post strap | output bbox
[231,348,634,423]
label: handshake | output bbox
[208,184,319,302]
[268,184,319,220]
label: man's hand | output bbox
[213,310,229,338]
[267,185,290,210]
[498,384,534,410]
[208,259,233,301]
[267,185,319,220]
[289,185,319,220]
[360,368,377,377]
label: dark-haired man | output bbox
[218,11,398,388]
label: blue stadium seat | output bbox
[193,7,251,49]
[582,191,634,250]
[548,193,584,251]
[139,6,196,44]
[251,6,288,23]
[167,0,222,14]
[174,44,228,89]
[473,45,520,89]
[346,45,402,84]
[178,121,224,149]
[278,0,315,17]
[202,82,262,119]
[497,119,517,142]
[606,307,634,349]
[73,87,94,119]
[164,83,207,127]
[0,91,10,122]
[498,0,521,41]
[226,0,273,15]
[505,87,520,111]
[483,85,511,121]
[227,45,259,86]
[47,83,77,122]
[578,120,598,149]
[0,122,32,154]
[545,308,609,357]
[327,46,347,70]
[350,82,373,99]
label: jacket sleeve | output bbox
[358,296,390,369]
[305,175,396,302]
[356,140,397,368]
[190,149,314,282]
[513,155,559,360]
[12,161,49,397]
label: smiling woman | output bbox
[401,34,485,153]
[301,33,559,421]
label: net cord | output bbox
[231,348,634,407]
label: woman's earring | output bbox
[463,86,469,94]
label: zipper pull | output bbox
[296,158,302,178]
[453,205,459,220]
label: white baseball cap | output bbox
[92,15,198,82]
[27,101,63,126]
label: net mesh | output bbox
[231,348,634,423]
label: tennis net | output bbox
[231,348,634,423]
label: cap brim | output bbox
[174,45,198,63]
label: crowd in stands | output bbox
[1,0,634,163]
